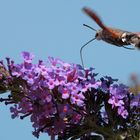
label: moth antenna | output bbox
[80,38,96,68]
[83,24,97,32]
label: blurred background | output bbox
[0,0,140,140]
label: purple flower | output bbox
[10,105,19,119]
[70,92,85,106]
[21,51,34,63]
[18,98,33,113]
[48,56,60,67]
[109,84,128,98]
[58,104,70,118]
[46,78,57,90]
[23,74,35,85]
[108,84,129,109]
[1,51,139,139]
[118,106,128,119]
[131,93,140,108]
[71,113,82,124]
[53,119,66,133]
[67,68,77,82]
[108,96,124,108]
[56,75,66,85]
[42,102,56,116]
[33,91,52,105]
[11,64,22,77]
[59,86,70,99]
[65,82,80,94]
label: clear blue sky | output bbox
[0,0,140,140]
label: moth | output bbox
[80,7,140,67]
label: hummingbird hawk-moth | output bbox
[80,7,140,67]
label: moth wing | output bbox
[83,7,121,39]
[83,7,107,30]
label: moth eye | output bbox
[95,33,99,38]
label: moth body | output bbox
[83,7,140,49]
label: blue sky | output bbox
[0,0,140,140]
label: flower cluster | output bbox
[0,52,140,140]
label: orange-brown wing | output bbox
[83,7,120,38]
[83,7,107,30]
[107,28,125,38]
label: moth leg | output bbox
[122,46,135,50]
